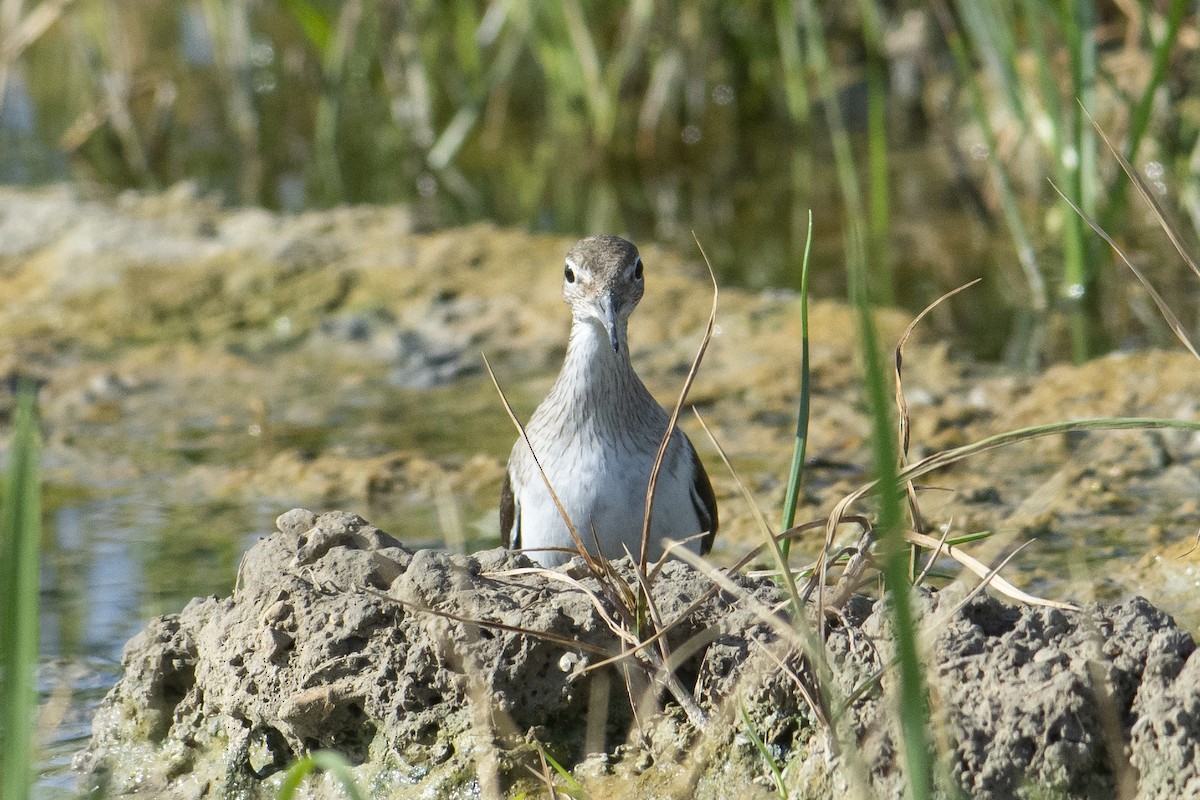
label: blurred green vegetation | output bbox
[1,0,1198,362]
[0,389,41,800]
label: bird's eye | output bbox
[634,259,643,280]
[564,265,576,283]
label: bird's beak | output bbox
[598,291,622,353]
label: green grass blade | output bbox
[310,0,365,204]
[694,411,804,621]
[277,750,367,800]
[1060,0,1102,361]
[606,0,652,104]
[801,0,864,227]
[780,209,813,561]
[945,530,994,546]
[851,242,933,799]
[560,0,614,144]
[1128,0,1186,163]
[812,419,1200,546]
[1067,0,1098,228]
[858,0,892,304]
[933,2,1046,313]
[894,417,1200,493]
[450,0,482,81]
[954,0,1027,124]
[772,0,810,126]
[536,743,593,800]
[801,20,934,788]
[809,0,934,776]
[1053,175,1200,362]
[740,705,787,797]
[0,388,42,800]
[278,0,334,56]
[1104,0,1188,224]
[1017,0,1064,167]
[1014,0,1075,346]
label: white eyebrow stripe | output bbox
[565,258,579,271]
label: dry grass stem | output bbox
[620,543,675,666]
[1083,649,1138,800]
[912,522,956,588]
[921,539,1038,635]
[904,531,1077,611]
[692,409,804,616]
[486,568,710,728]
[492,567,640,646]
[840,539,1034,715]
[1083,105,1200,285]
[826,524,878,609]
[483,354,601,573]
[671,544,871,787]
[361,586,614,658]
[1052,182,1200,362]
[751,636,826,728]
[671,548,806,659]
[638,232,719,568]
[816,417,1200,596]
[894,279,982,539]
[525,752,558,800]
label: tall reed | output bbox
[798,1,932,792]
[0,388,42,800]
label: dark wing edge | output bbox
[500,471,520,549]
[688,446,718,555]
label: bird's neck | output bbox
[536,314,663,444]
[556,317,636,401]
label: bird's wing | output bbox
[688,445,719,555]
[500,470,520,549]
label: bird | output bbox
[500,235,717,568]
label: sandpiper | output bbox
[500,235,717,567]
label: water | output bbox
[29,491,253,793]
[27,371,508,794]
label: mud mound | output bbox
[78,510,1200,799]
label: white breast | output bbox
[515,424,702,566]
[508,316,708,567]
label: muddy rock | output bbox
[78,509,752,797]
[80,510,1200,799]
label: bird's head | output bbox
[562,235,644,354]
